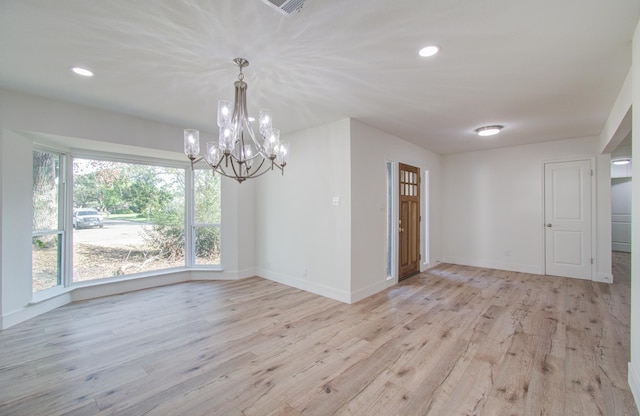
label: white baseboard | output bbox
[71,271,189,302]
[1,268,254,329]
[350,279,395,303]
[256,268,350,304]
[189,267,256,281]
[629,362,640,411]
[2,292,72,329]
[441,256,543,275]
[594,272,613,284]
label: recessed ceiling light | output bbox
[612,159,631,165]
[418,45,439,57]
[475,125,503,136]
[71,67,94,77]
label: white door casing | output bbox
[544,160,592,280]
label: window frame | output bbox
[31,147,66,296]
[31,144,223,301]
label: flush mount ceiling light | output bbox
[418,45,440,57]
[183,58,289,183]
[612,159,631,165]
[475,125,503,136]
[71,67,94,77]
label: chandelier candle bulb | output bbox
[205,142,221,167]
[259,109,272,135]
[218,101,232,127]
[264,128,280,157]
[182,58,289,183]
[276,141,290,165]
[184,129,200,160]
[244,145,254,168]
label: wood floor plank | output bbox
[0,253,637,415]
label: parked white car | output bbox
[73,208,104,229]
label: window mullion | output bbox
[185,167,195,267]
[63,154,73,287]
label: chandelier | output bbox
[183,58,289,183]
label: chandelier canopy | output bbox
[183,58,289,183]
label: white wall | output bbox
[612,178,632,252]
[442,136,612,281]
[0,88,254,328]
[600,70,632,154]
[255,119,353,302]
[349,119,441,302]
[1,131,33,323]
[254,118,443,303]
[629,17,640,409]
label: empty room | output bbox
[2,0,640,415]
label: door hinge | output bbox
[591,258,594,265]
[591,169,594,176]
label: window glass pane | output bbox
[194,170,221,224]
[33,150,62,294]
[33,151,60,232]
[194,226,220,265]
[32,234,61,291]
[72,159,185,282]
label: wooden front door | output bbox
[399,163,420,280]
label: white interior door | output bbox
[544,160,592,279]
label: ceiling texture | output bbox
[1,0,639,154]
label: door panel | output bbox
[544,160,592,279]
[399,163,420,279]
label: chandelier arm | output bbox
[189,156,204,169]
[230,80,264,163]
[243,161,281,179]
[203,153,224,170]
[237,74,265,154]
[228,156,244,179]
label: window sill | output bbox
[31,266,226,304]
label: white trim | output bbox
[190,267,254,280]
[595,272,613,284]
[629,362,640,410]
[350,278,395,303]
[71,271,189,302]
[3,268,250,329]
[2,292,72,330]
[423,169,430,266]
[257,268,350,304]
[441,256,544,275]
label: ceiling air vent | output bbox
[261,0,306,15]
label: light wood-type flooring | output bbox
[1,253,637,415]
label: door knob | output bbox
[546,223,552,228]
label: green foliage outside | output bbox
[73,160,221,263]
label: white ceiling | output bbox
[1,0,638,154]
